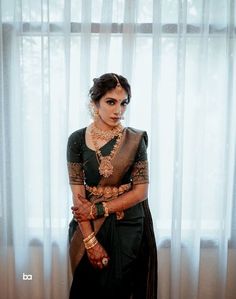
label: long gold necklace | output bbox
[90,124,124,178]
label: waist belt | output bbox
[85,183,131,199]
[85,183,132,220]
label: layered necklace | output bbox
[90,123,124,178]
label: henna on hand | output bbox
[86,242,109,270]
[71,194,97,221]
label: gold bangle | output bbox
[85,240,98,250]
[84,237,98,250]
[84,236,97,246]
[102,202,109,217]
[90,204,96,219]
[83,232,95,243]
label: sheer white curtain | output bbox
[0,1,236,299]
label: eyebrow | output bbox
[105,97,128,102]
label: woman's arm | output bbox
[70,184,94,238]
[106,183,148,213]
[70,184,109,269]
[72,183,148,222]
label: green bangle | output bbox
[95,202,105,218]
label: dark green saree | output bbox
[67,127,157,299]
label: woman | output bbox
[67,73,157,299]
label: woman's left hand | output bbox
[71,195,95,222]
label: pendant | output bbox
[99,156,113,178]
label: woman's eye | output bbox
[121,100,129,106]
[106,100,115,105]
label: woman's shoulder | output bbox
[126,127,148,146]
[126,126,146,133]
[126,126,148,137]
[67,127,87,147]
[68,127,86,140]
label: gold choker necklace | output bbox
[90,123,123,142]
[90,124,124,178]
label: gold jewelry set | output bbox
[90,123,124,178]
[83,75,126,258]
[90,122,123,142]
[89,74,124,178]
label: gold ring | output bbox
[102,257,109,266]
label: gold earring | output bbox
[89,102,99,119]
[93,109,99,119]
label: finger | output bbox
[77,194,88,202]
[88,259,97,268]
[96,261,103,270]
[72,210,77,217]
[91,260,100,269]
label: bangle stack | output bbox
[95,202,104,217]
[83,232,98,250]
[95,202,109,218]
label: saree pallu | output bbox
[67,127,157,299]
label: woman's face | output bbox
[94,87,129,129]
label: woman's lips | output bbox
[110,117,121,121]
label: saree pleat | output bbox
[142,200,158,299]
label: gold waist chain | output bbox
[85,183,131,220]
[85,183,131,199]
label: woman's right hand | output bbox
[86,242,110,270]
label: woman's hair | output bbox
[89,73,131,103]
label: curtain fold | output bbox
[0,1,236,299]
[96,0,113,74]
[170,1,187,299]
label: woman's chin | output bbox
[109,118,121,125]
[95,118,121,129]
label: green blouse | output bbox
[67,127,149,186]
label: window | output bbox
[1,0,235,247]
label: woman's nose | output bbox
[114,107,122,115]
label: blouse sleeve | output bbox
[131,132,149,185]
[67,131,84,185]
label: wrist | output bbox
[89,203,96,219]
[83,233,98,250]
[102,202,109,217]
[94,202,109,218]
[79,221,94,238]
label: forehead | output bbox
[103,88,127,100]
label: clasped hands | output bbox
[71,195,110,269]
[71,194,96,222]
